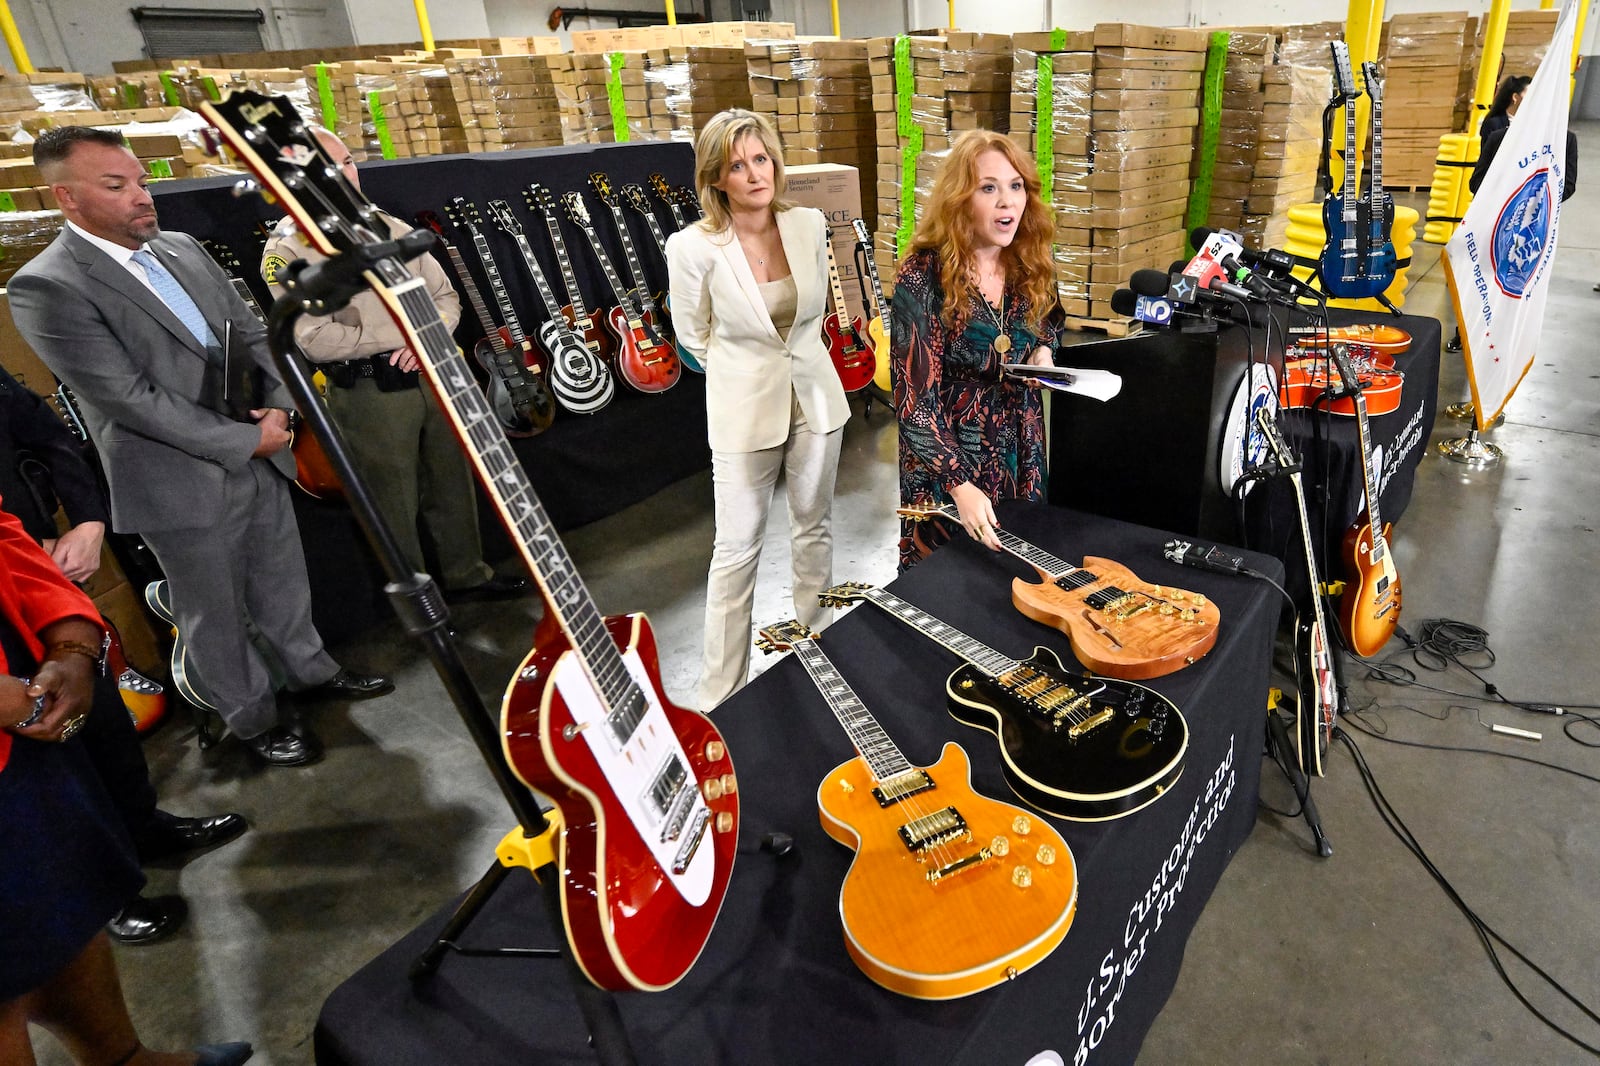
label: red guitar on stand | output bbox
[822,239,875,393]
[203,89,739,991]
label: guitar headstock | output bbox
[444,197,482,234]
[525,182,558,218]
[819,582,874,608]
[561,191,592,228]
[648,172,674,204]
[1361,60,1382,106]
[415,209,446,237]
[672,184,701,216]
[1254,406,1297,469]
[1327,342,1361,395]
[588,172,617,207]
[487,199,524,237]
[755,619,816,655]
[851,217,872,248]
[620,183,651,216]
[199,89,381,261]
[895,503,959,524]
[1328,41,1358,103]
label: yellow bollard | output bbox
[1422,133,1479,245]
[1284,202,1420,311]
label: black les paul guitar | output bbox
[819,583,1187,821]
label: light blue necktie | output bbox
[132,248,217,349]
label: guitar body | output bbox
[1298,611,1337,775]
[535,318,615,414]
[290,427,344,500]
[1338,519,1402,657]
[818,742,1078,999]
[1320,195,1396,301]
[1009,556,1220,681]
[472,333,556,438]
[103,621,167,734]
[142,580,218,713]
[823,313,875,393]
[868,316,890,393]
[1279,358,1403,417]
[945,646,1187,821]
[1288,323,1410,356]
[562,304,615,363]
[501,610,738,991]
[662,293,704,374]
[604,305,680,393]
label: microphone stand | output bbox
[265,237,637,1066]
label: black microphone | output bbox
[1163,538,1247,576]
[1191,226,1318,298]
[1130,268,1172,298]
[1109,288,1138,316]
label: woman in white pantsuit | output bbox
[666,109,851,710]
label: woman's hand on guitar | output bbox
[950,481,1001,551]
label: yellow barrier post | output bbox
[0,0,35,74]
[412,0,435,53]
[665,0,677,26]
[831,0,841,37]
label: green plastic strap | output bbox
[893,35,913,138]
[1035,53,1055,205]
[0,191,17,211]
[1183,31,1229,254]
[119,82,140,108]
[367,91,396,160]
[158,71,180,107]
[606,52,631,144]
[315,63,338,130]
[894,35,917,256]
[201,75,221,102]
[147,158,174,179]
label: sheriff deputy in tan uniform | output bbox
[261,127,526,603]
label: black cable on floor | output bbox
[1335,727,1600,1057]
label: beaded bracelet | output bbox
[46,640,102,665]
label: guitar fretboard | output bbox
[532,195,593,324]
[568,206,639,318]
[855,586,1016,679]
[853,219,891,342]
[462,222,528,346]
[228,276,267,325]
[790,637,913,785]
[598,193,655,316]
[439,238,510,355]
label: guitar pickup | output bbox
[898,806,969,854]
[872,769,933,807]
[671,807,711,875]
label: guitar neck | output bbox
[1287,468,1335,639]
[576,222,637,314]
[506,231,567,323]
[1342,97,1359,215]
[789,637,916,784]
[538,214,592,321]
[857,587,1016,678]
[824,239,850,321]
[1368,82,1386,203]
[1351,392,1386,543]
[440,238,508,350]
[465,231,527,345]
[633,206,671,260]
[604,202,649,296]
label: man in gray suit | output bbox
[7,126,390,768]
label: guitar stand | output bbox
[266,239,638,1066]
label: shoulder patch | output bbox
[262,254,290,285]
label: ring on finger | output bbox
[59,714,87,741]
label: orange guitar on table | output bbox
[1280,343,1403,417]
[1329,344,1403,657]
[757,619,1076,999]
[1285,322,1410,356]
[203,89,739,990]
[899,504,1219,680]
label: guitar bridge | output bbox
[1067,707,1115,738]
[926,847,993,883]
[671,807,710,875]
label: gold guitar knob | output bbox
[720,773,737,795]
[702,778,724,801]
[1193,594,1207,607]
[1011,815,1032,835]
[990,835,1010,857]
[1011,865,1033,888]
[1035,844,1056,866]
[715,811,735,833]
[704,740,725,762]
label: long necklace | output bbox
[972,281,1011,355]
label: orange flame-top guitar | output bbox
[1329,344,1403,657]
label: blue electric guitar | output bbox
[1319,42,1396,300]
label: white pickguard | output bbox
[547,645,715,907]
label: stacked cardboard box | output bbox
[449,54,563,151]
[303,60,407,160]
[382,67,467,157]
[644,46,693,141]
[1453,16,1480,132]
[866,37,901,294]
[1083,23,1208,324]
[1009,31,1095,316]
[1498,9,1560,89]
[1379,13,1468,187]
[1196,32,1271,237]
[686,46,753,136]
[943,32,1013,135]
[545,51,623,144]
[747,39,875,226]
[1242,24,1336,249]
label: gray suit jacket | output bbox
[6,227,295,533]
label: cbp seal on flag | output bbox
[1491,169,1553,298]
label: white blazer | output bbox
[666,206,851,453]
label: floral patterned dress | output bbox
[891,248,1053,570]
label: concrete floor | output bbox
[32,126,1600,1065]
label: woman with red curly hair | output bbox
[891,129,1061,570]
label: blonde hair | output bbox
[691,109,793,233]
[904,129,1058,332]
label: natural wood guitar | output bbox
[899,504,1219,680]
[757,619,1077,999]
[1329,343,1403,657]
[852,217,892,394]
[820,582,1186,821]
[204,89,739,991]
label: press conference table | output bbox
[313,501,1282,1066]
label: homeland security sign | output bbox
[1443,0,1578,431]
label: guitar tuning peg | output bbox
[231,178,259,198]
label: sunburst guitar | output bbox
[899,505,1220,680]
[757,620,1077,999]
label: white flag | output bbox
[1443,0,1577,431]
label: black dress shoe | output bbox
[299,668,394,701]
[107,894,187,945]
[194,1042,254,1066]
[446,574,532,603]
[244,725,323,767]
[137,810,248,863]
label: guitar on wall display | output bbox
[560,190,681,394]
[524,181,617,368]
[897,504,1220,680]
[415,208,555,438]
[202,89,739,991]
[648,172,699,229]
[620,181,704,374]
[819,582,1187,821]
[473,197,614,415]
[822,238,875,393]
[1254,408,1339,777]
[1328,343,1403,657]
[1318,42,1396,301]
[588,173,675,353]
[851,217,892,395]
[201,239,342,499]
[755,619,1077,999]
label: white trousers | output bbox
[699,402,844,710]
